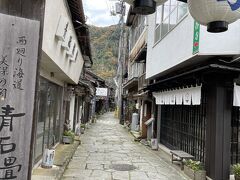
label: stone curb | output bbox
[32,139,80,180]
[56,140,80,180]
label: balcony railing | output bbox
[138,73,148,91]
[129,15,147,52]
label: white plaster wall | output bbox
[42,0,84,84]
[199,20,240,55]
[69,95,75,130]
[40,68,64,87]
[146,14,194,79]
[146,12,240,79]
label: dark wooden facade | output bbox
[0,1,46,179]
[149,61,240,179]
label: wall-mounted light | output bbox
[50,72,54,77]
[0,96,5,101]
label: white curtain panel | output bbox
[176,89,183,105]
[153,93,163,105]
[192,86,202,105]
[164,91,170,105]
[183,87,192,105]
[153,86,202,106]
[153,93,160,104]
[159,93,164,105]
[169,90,176,105]
[234,83,240,106]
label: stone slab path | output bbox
[62,112,189,180]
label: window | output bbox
[160,90,207,163]
[154,0,188,43]
[34,77,63,163]
[129,15,147,51]
[178,2,188,21]
[156,6,162,26]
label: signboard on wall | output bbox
[55,16,78,62]
[96,88,108,97]
[193,21,200,54]
[0,13,40,179]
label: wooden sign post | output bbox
[0,13,40,180]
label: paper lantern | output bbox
[124,0,167,14]
[188,0,240,32]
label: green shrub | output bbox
[63,130,75,139]
[185,159,204,171]
[233,164,240,177]
[80,124,86,129]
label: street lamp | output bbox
[124,0,189,15]
[188,0,240,33]
[124,0,167,14]
[124,0,240,32]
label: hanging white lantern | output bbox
[124,0,167,15]
[124,0,167,6]
[188,0,240,33]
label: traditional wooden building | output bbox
[146,1,240,179]
[123,7,153,139]
[32,0,92,168]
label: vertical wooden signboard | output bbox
[193,20,200,55]
[0,13,40,179]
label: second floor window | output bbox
[154,0,188,44]
[129,15,147,52]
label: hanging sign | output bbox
[193,21,200,55]
[96,88,108,97]
[0,13,40,180]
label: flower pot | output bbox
[194,170,206,180]
[235,175,240,180]
[62,135,73,144]
[80,127,85,134]
[184,165,206,180]
[184,165,195,179]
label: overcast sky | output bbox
[83,0,129,27]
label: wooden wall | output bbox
[0,1,45,179]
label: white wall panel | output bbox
[42,0,84,84]
[146,13,240,79]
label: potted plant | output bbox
[184,159,206,180]
[232,164,240,180]
[80,124,85,134]
[62,130,75,144]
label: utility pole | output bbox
[115,0,126,124]
[0,1,45,179]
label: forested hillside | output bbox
[89,25,120,87]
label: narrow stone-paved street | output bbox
[63,112,189,180]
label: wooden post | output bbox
[205,73,236,180]
[157,105,161,143]
[0,1,45,179]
